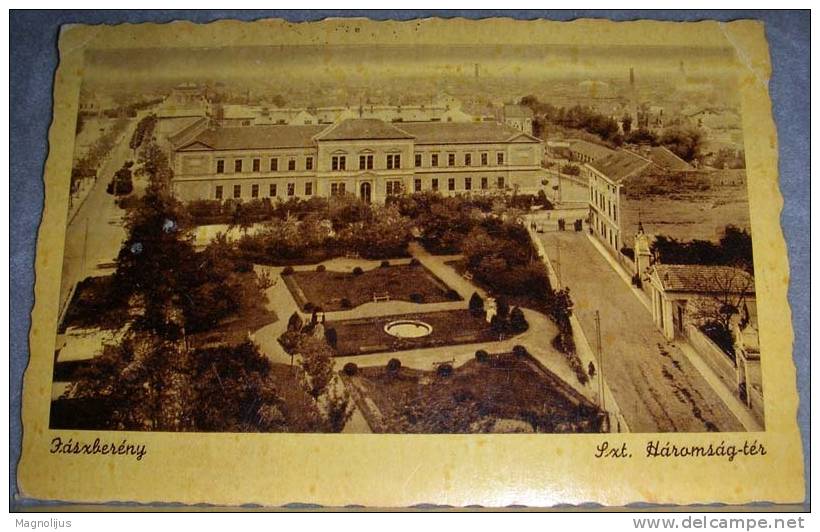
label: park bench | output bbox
[373,292,390,303]
[462,271,474,281]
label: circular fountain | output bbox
[384,320,433,338]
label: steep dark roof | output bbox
[654,264,755,294]
[648,146,693,171]
[315,118,414,141]
[397,121,538,145]
[181,125,326,151]
[569,139,615,161]
[589,150,653,182]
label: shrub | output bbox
[496,297,510,320]
[436,363,453,377]
[409,293,424,304]
[386,358,402,374]
[340,298,352,309]
[621,247,635,260]
[380,260,390,268]
[343,362,358,376]
[409,258,421,266]
[282,266,295,275]
[512,345,529,358]
[316,264,326,272]
[509,306,528,333]
[325,327,338,347]
[475,349,489,363]
[445,289,461,301]
[304,302,315,313]
[631,273,643,289]
[287,312,303,332]
[468,292,484,316]
[352,266,364,276]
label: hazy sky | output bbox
[83,44,740,87]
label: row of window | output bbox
[216,156,314,174]
[405,176,506,194]
[590,186,617,222]
[591,212,619,251]
[214,182,313,200]
[213,176,508,200]
[213,150,509,175]
[415,151,505,168]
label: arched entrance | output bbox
[360,181,372,203]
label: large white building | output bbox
[169,118,545,204]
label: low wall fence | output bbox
[684,324,738,392]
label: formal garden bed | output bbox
[340,351,605,433]
[323,309,519,357]
[282,261,457,312]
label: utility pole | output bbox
[555,238,561,288]
[80,216,90,277]
[595,310,605,413]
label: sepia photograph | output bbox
[50,34,760,435]
[14,14,805,509]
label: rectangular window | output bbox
[387,154,401,170]
[233,184,241,198]
[359,154,373,170]
[234,159,243,173]
[431,178,439,191]
[251,184,259,198]
[448,177,455,191]
[497,176,505,189]
[431,153,439,167]
[415,153,422,167]
[497,152,504,165]
[464,153,472,166]
[481,177,488,190]
[331,182,347,196]
[270,157,278,171]
[252,158,260,172]
[216,160,225,174]
[414,178,422,192]
[481,153,488,166]
[448,153,455,166]
[215,185,223,199]
[269,184,277,197]
[288,159,296,171]
[340,156,346,170]
[465,177,472,190]
[305,157,314,171]
[305,182,313,196]
[334,156,341,171]
[287,183,295,196]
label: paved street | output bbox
[537,230,743,432]
[58,113,147,317]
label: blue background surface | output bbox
[9,10,810,509]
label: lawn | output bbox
[326,309,509,356]
[284,263,457,311]
[342,353,604,433]
[446,258,551,316]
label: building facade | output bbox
[169,118,545,204]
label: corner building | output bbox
[170,118,544,204]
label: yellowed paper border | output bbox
[18,17,804,507]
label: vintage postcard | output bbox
[18,16,804,507]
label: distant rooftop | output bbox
[503,104,534,118]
